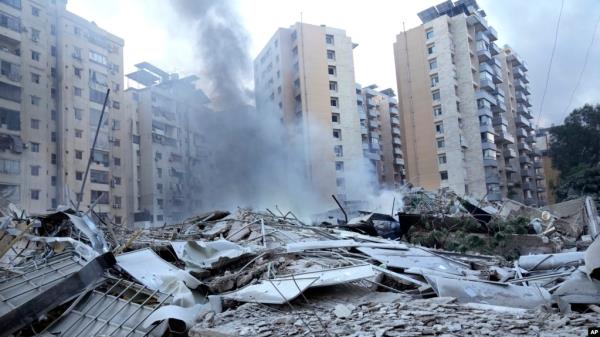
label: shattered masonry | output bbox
[0,190,599,336]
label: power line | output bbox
[562,12,600,116]
[535,0,565,129]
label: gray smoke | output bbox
[170,0,323,217]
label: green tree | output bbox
[549,104,600,202]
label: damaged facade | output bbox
[125,62,211,226]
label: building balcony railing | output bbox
[389,107,399,115]
[522,181,533,190]
[368,108,379,118]
[483,158,498,167]
[519,155,532,165]
[503,147,517,158]
[366,98,376,107]
[480,77,496,91]
[517,142,532,152]
[477,48,492,62]
[487,191,503,201]
[489,43,500,56]
[391,117,400,125]
[394,148,402,155]
[493,116,508,126]
[534,161,543,169]
[496,131,515,144]
[485,174,501,184]
[487,26,498,41]
[395,157,405,166]
[516,128,528,139]
[393,137,402,145]
[392,127,401,135]
[507,53,523,67]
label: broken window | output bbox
[0,183,20,202]
[91,190,109,204]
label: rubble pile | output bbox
[0,194,599,336]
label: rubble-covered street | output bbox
[0,190,599,336]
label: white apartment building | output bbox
[0,0,133,222]
[254,23,367,203]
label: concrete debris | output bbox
[0,193,599,336]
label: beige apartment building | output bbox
[125,62,210,226]
[254,23,366,203]
[394,0,546,206]
[356,84,405,189]
[0,0,133,222]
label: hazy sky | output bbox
[67,0,600,127]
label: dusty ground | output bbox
[190,286,598,337]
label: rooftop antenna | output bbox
[76,89,110,213]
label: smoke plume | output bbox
[170,0,323,217]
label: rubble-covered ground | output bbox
[0,190,599,337]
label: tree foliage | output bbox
[549,104,600,201]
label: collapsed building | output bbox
[0,191,599,336]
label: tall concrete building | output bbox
[254,23,366,203]
[0,0,133,222]
[356,84,405,189]
[393,0,546,206]
[125,63,210,226]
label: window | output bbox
[51,132,56,142]
[333,129,342,140]
[75,129,83,138]
[31,189,40,200]
[332,113,340,123]
[427,43,435,55]
[112,101,120,109]
[335,161,344,171]
[0,159,20,175]
[51,176,56,186]
[336,177,345,187]
[31,28,40,41]
[157,198,164,209]
[481,132,495,143]
[483,149,496,159]
[430,74,439,87]
[76,171,83,180]
[327,50,336,60]
[113,176,121,185]
[112,138,120,147]
[334,145,343,157]
[51,45,56,56]
[74,87,82,96]
[0,10,20,32]
[432,90,440,101]
[438,154,447,164]
[72,47,82,60]
[329,81,338,92]
[456,101,461,113]
[157,167,162,178]
[51,153,56,164]
[74,67,82,78]
[74,26,81,35]
[30,118,39,129]
[31,142,40,152]
[51,24,55,35]
[292,46,298,56]
[74,108,83,120]
[31,50,40,61]
[30,165,40,176]
[328,66,336,76]
[433,105,442,116]
[435,121,444,134]
[326,34,334,44]
[91,190,109,204]
[426,29,434,39]
[113,157,121,166]
[114,196,122,206]
[429,58,437,70]
[440,171,448,180]
[2,0,21,10]
[31,73,40,84]
[112,119,120,130]
[30,95,40,105]
[31,6,40,16]
[437,137,445,149]
[90,169,109,184]
[75,150,83,159]
[90,89,106,104]
[330,97,338,107]
[89,50,107,66]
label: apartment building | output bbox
[0,0,133,222]
[125,63,210,226]
[536,128,558,204]
[356,84,405,188]
[254,23,366,203]
[393,0,546,205]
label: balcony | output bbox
[515,91,528,104]
[523,181,533,190]
[507,53,523,67]
[486,26,498,41]
[519,155,532,165]
[390,107,399,115]
[394,147,402,155]
[480,123,495,134]
[368,108,379,118]
[486,174,501,184]
[513,67,525,79]
[492,101,507,113]
[480,77,496,91]
[514,78,526,90]
[534,161,543,169]
[366,98,376,107]
[516,127,528,139]
[487,191,503,202]
[360,125,368,134]
[477,48,492,62]
[467,13,488,32]
[493,116,508,126]
[483,158,498,167]
[496,131,515,144]
[364,150,380,161]
[395,157,404,166]
[517,142,532,152]
[514,114,529,127]
[503,147,517,158]
[489,43,500,56]
[358,108,366,119]
[391,117,400,125]
[482,141,497,152]
[476,32,490,44]
[537,185,546,192]
[362,142,369,150]
[505,165,517,173]
[371,142,381,150]
[369,120,380,129]
[476,90,497,105]
[392,127,401,135]
[356,95,363,102]
[393,137,401,145]
[517,105,532,119]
